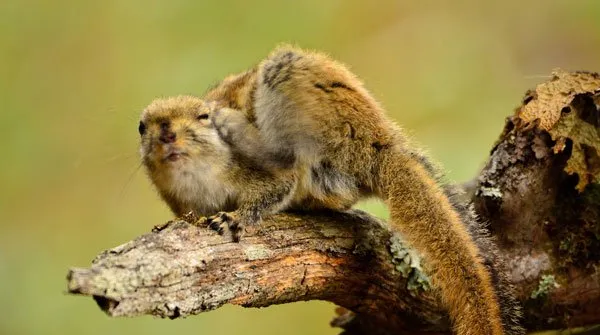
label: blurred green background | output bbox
[1,1,599,334]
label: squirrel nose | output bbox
[159,130,177,143]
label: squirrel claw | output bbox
[207,211,243,241]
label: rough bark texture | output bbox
[67,71,600,334]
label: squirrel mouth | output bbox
[162,151,188,162]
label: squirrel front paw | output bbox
[206,211,247,242]
[207,210,263,242]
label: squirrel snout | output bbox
[159,131,176,143]
[159,124,177,143]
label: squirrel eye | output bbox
[196,114,209,120]
[138,121,146,136]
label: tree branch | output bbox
[67,211,448,333]
[66,70,600,334]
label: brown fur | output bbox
[139,46,524,335]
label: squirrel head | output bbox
[139,95,231,182]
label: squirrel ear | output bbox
[196,100,216,115]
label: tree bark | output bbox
[66,70,600,334]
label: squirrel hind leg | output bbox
[260,47,305,90]
[307,160,359,209]
[211,106,296,170]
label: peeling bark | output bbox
[67,71,600,334]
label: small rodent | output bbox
[139,46,524,335]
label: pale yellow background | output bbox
[1,1,599,334]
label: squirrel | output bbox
[138,46,524,335]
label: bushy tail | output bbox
[378,148,520,335]
[444,184,525,335]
